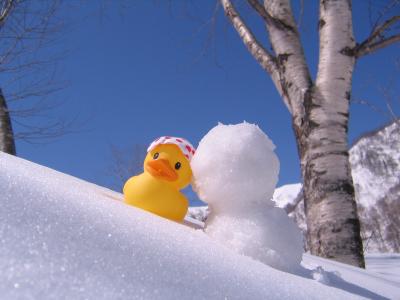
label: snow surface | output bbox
[365,253,400,284]
[191,123,303,273]
[302,253,400,299]
[1,152,399,299]
[273,183,302,209]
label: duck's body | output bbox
[124,172,188,222]
[123,138,195,222]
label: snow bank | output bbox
[0,152,370,299]
[3,152,399,299]
[303,253,400,299]
[191,123,304,273]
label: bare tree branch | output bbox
[371,15,399,41]
[220,0,276,74]
[246,0,272,24]
[355,15,400,58]
[105,144,147,191]
[247,0,305,32]
[0,0,15,26]
[263,0,312,115]
[369,0,400,34]
[352,98,396,120]
[220,0,300,112]
[11,113,82,144]
[356,34,400,58]
[352,54,399,124]
[178,1,224,70]
[0,0,75,147]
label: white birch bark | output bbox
[220,0,291,111]
[263,0,311,122]
[264,0,364,267]
[221,0,367,267]
[302,0,364,267]
[261,0,364,267]
[222,0,399,267]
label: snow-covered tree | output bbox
[220,0,400,268]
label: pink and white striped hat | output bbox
[147,136,196,161]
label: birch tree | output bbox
[220,0,400,267]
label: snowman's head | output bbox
[191,122,280,213]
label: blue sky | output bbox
[12,1,399,205]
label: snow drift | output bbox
[0,152,398,299]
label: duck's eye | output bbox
[153,153,159,159]
[175,162,181,170]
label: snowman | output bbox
[191,122,304,273]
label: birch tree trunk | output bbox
[220,0,382,267]
[0,89,16,155]
[295,0,364,267]
[264,0,364,267]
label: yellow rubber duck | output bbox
[123,136,196,222]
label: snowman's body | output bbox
[205,206,303,272]
[191,122,304,273]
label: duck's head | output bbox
[144,137,195,190]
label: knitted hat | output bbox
[147,136,196,161]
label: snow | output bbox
[187,206,208,223]
[191,122,279,212]
[349,121,400,207]
[302,253,400,299]
[272,122,400,253]
[1,151,399,299]
[365,253,400,284]
[191,122,304,273]
[273,183,302,209]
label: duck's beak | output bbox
[145,159,178,182]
